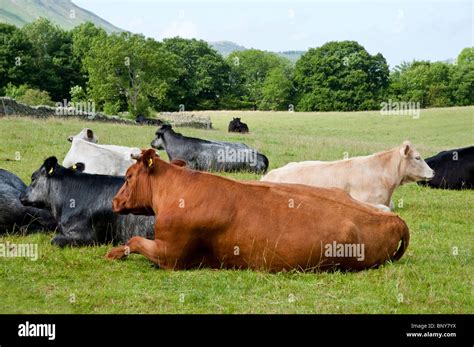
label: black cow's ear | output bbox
[44,157,58,176]
[70,162,85,172]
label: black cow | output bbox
[151,124,269,173]
[228,118,249,133]
[0,169,56,233]
[418,146,474,189]
[19,157,155,247]
[135,115,164,126]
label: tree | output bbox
[20,18,82,100]
[450,64,474,105]
[389,61,454,107]
[294,41,389,111]
[70,22,107,91]
[259,66,294,110]
[456,47,474,66]
[227,49,293,110]
[71,22,107,63]
[0,23,34,94]
[84,32,179,117]
[161,37,231,110]
[450,48,474,105]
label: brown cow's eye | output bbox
[415,156,421,160]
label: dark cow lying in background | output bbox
[418,146,474,190]
[135,115,164,126]
[151,124,268,173]
[228,118,249,133]
[19,158,155,247]
[0,169,56,233]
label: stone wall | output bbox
[159,112,213,129]
[0,97,136,124]
[0,97,213,129]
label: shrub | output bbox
[5,83,54,106]
[103,101,121,116]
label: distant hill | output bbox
[0,2,302,61]
[209,41,247,57]
[210,40,305,63]
[275,50,305,63]
[0,0,122,33]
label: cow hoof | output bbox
[106,246,128,260]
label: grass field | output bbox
[0,107,472,313]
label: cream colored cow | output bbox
[262,141,434,210]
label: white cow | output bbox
[262,141,434,210]
[63,129,141,176]
[67,128,98,143]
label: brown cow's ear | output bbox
[170,159,186,167]
[142,149,157,171]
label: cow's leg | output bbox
[52,235,94,248]
[106,236,179,269]
[51,229,95,248]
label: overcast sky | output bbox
[74,0,473,68]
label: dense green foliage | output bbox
[294,41,389,111]
[0,19,472,112]
[4,83,54,106]
[227,49,294,110]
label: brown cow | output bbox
[106,149,410,272]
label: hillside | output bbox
[0,0,122,32]
[210,40,305,63]
[209,41,247,57]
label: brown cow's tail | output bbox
[391,218,410,261]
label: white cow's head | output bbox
[67,128,98,143]
[399,141,434,184]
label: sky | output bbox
[74,0,473,68]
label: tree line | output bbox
[0,19,472,116]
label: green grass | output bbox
[0,107,473,313]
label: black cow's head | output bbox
[151,124,172,149]
[20,158,85,209]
